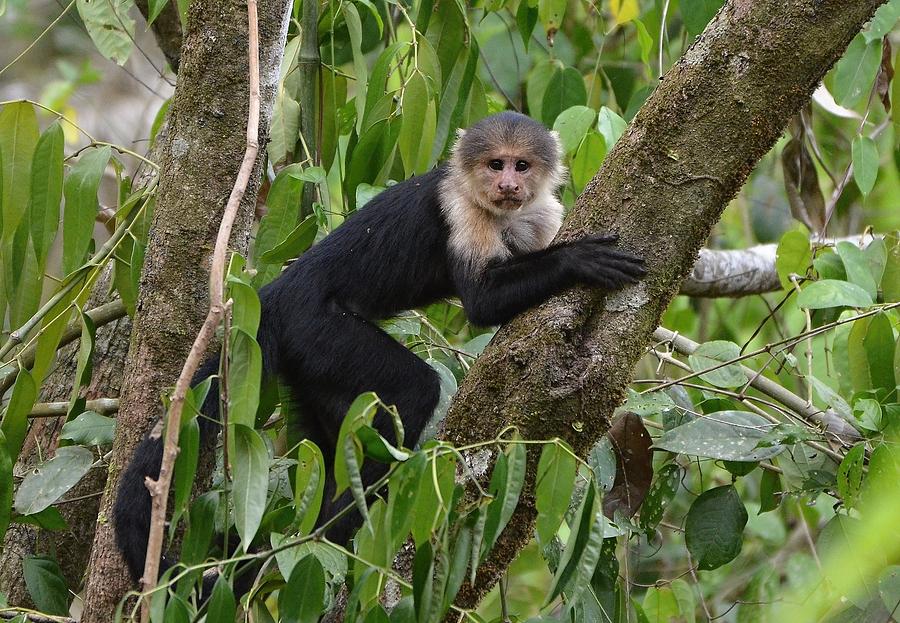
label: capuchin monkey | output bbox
[114,111,646,588]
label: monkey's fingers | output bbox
[599,256,648,279]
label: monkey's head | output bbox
[449,112,564,214]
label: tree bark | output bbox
[80,1,291,620]
[442,0,886,609]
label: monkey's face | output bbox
[475,156,535,211]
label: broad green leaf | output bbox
[171,416,199,531]
[31,281,85,383]
[609,0,638,25]
[634,19,653,68]
[863,312,896,393]
[535,441,577,544]
[597,106,627,151]
[1,365,36,458]
[343,3,368,132]
[399,72,432,176]
[280,555,325,623]
[294,439,325,535]
[545,482,604,605]
[181,492,218,566]
[685,485,747,570]
[334,392,378,497]
[517,1,538,51]
[758,468,782,513]
[29,121,64,265]
[848,316,872,393]
[258,214,317,264]
[541,67,587,128]
[268,91,301,166]
[364,42,408,124]
[865,0,900,42]
[411,450,456,545]
[538,0,566,32]
[481,443,526,559]
[680,0,724,36]
[570,131,606,192]
[227,328,262,430]
[643,587,681,623]
[231,425,269,548]
[23,556,68,615]
[687,340,745,388]
[0,433,11,544]
[0,101,39,239]
[833,35,881,108]
[527,60,559,125]
[836,241,878,300]
[413,540,435,622]
[206,576,236,623]
[851,136,878,196]
[147,0,171,25]
[76,0,135,65]
[59,411,115,446]
[62,146,111,275]
[655,410,784,462]
[796,279,873,309]
[387,451,426,551]
[775,228,811,289]
[14,446,93,514]
[553,106,596,155]
[837,443,865,510]
[13,505,68,531]
[639,463,682,534]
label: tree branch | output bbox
[134,0,184,72]
[442,0,886,610]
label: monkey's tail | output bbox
[113,356,222,585]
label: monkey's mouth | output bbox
[491,196,524,210]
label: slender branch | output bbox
[138,1,261,618]
[28,398,119,418]
[652,326,860,443]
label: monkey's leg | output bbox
[280,309,441,543]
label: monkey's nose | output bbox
[498,183,519,193]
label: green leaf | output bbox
[833,35,881,108]
[67,309,96,419]
[541,67,587,128]
[680,0,724,36]
[413,540,435,622]
[516,1,538,51]
[62,146,111,275]
[851,136,878,196]
[879,566,900,614]
[885,233,900,302]
[147,0,171,24]
[14,446,93,515]
[171,416,199,530]
[634,19,653,69]
[837,443,865,510]
[570,131,606,192]
[545,482,605,605]
[268,91,301,166]
[343,3,368,131]
[411,451,456,545]
[231,425,269,548]
[597,107,627,152]
[399,72,433,176]
[655,411,784,462]
[0,101,39,240]
[552,106,596,155]
[294,440,325,535]
[685,485,747,570]
[258,214,318,264]
[1,365,37,458]
[775,228,811,289]
[538,0,566,32]
[687,340,746,388]
[817,515,877,608]
[639,463,682,534]
[481,442,526,559]
[863,312,896,393]
[29,121,64,266]
[59,411,115,446]
[23,556,68,615]
[535,441,577,544]
[13,506,68,531]
[206,576,236,623]
[865,0,900,42]
[836,241,878,300]
[758,469,782,514]
[181,492,218,566]
[0,433,12,543]
[796,279,873,309]
[76,0,135,65]
[643,587,682,623]
[280,555,325,623]
[526,60,559,126]
[227,328,262,429]
[387,451,426,551]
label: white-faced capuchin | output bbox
[114,111,646,587]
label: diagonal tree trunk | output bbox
[442,0,887,609]
[80,1,292,620]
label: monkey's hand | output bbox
[565,234,647,290]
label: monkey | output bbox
[114,111,646,589]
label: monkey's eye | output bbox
[488,159,504,171]
[515,160,529,172]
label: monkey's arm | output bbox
[457,235,646,326]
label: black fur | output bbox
[114,117,646,587]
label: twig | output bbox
[138,1,261,619]
[29,398,119,418]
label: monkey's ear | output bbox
[455,128,467,141]
[549,130,564,158]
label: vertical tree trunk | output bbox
[80,1,291,620]
[442,0,886,609]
